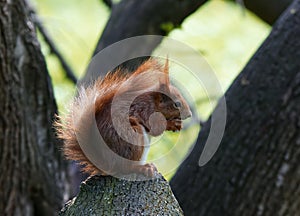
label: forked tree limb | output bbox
[84,0,293,82]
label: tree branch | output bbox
[79,0,207,83]
[83,0,293,84]
[28,7,78,84]
[102,0,113,8]
[92,0,293,56]
[93,0,206,55]
[239,0,293,25]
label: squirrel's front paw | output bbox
[166,119,182,132]
[136,163,158,177]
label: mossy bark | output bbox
[60,174,183,216]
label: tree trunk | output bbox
[59,175,183,216]
[170,0,300,215]
[0,0,69,215]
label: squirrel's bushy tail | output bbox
[55,83,104,174]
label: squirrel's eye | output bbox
[173,101,182,109]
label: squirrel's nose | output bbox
[182,109,192,120]
[187,110,192,118]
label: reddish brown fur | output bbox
[55,59,191,176]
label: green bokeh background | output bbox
[33,0,270,180]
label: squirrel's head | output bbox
[154,85,192,121]
[126,58,192,134]
[153,58,192,123]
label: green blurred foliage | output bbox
[34,0,270,180]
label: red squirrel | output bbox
[55,58,191,178]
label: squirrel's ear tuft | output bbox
[159,57,170,91]
[163,57,169,76]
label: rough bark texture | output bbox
[170,0,300,215]
[59,174,183,216]
[238,0,292,25]
[0,0,69,215]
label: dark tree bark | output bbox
[241,0,293,25]
[0,0,69,215]
[170,0,300,215]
